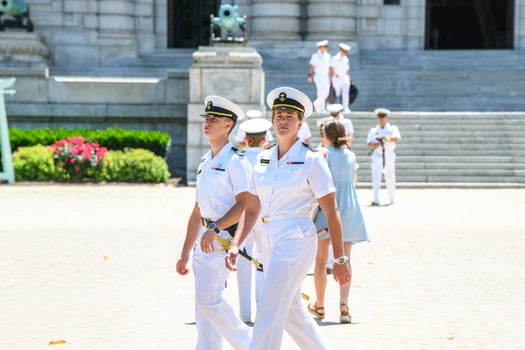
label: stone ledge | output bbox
[0,32,50,67]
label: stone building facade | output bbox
[2,0,525,182]
[2,0,523,71]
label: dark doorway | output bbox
[425,0,514,49]
[168,0,219,48]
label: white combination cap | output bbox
[245,109,263,119]
[201,95,245,122]
[374,108,391,117]
[316,39,329,47]
[316,117,332,128]
[339,43,351,52]
[266,86,314,118]
[327,103,344,115]
[240,118,272,135]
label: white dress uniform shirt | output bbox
[366,122,401,156]
[309,50,331,113]
[330,53,351,107]
[366,122,402,205]
[335,114,354,136]
[193,141,253,349]
[196,142,251,220]
[247,138,336,350]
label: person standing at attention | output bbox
[176,95,252,349]
[366,108,401,206]
[329,43,352,113]
[308,40,331,113]
[236,117,273,324]
[225,87,351,350]
[308,120,369,324]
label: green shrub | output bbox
[7,127,171,158]
[12,146,170,183]
[12,145,63,181]
[103,148,171,183]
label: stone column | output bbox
[516,0,525,49]
[306,0,358,41]
[186,44,265,183]
[96,0,138,64]
[249,0,302,40]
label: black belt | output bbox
[201,217,238,237]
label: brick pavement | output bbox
[0,184,524,350]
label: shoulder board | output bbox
[302,142,317,151]
[267,143,277,149]
[231,146,245,155]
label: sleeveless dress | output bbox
[315,146,369,244]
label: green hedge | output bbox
[7,127,171,158]
[12,145,170,183]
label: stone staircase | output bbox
[49,48,525,185]
[261,49,525,112]
[304,111,525,185]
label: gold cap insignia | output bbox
[279,92,286,102]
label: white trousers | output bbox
[313,76,330,113]
[192,237,252,350]
[237,222,270,321]
[236,233,255,321]
[332,76,350,107]
[371,152,397,204]
[250,217,334,350]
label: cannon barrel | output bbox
[0,0,28,16]
[212,4,245,35]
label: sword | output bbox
[216,235,263,271]
[215,235,310,301]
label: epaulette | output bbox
[231,146,245,155]
[302,142,317,151]
[267,143,277,149]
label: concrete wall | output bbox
[2,68,189,180]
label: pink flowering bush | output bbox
[51,136,107,181]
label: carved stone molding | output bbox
[0,32,50,67]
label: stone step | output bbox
[301,111,525,183]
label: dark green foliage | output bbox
[7,127,171,158]
[11,146,170,183]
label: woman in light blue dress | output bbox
[309,119,369,323]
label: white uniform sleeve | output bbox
[366,128,378,144]
[307,152,335,199]
[229,155,252,196]
[309,53,318,66]
[392,125,401,140]
[345,119,354,134]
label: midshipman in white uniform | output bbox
[176,95,252,349]
[226,87,351,350]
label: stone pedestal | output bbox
[0,32,50,68]
[186,44,265,183]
